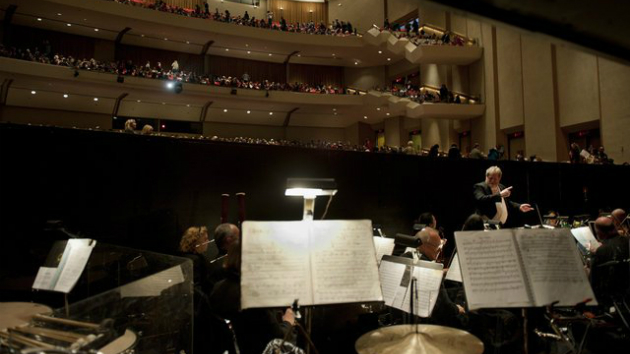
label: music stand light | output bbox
[285,178,337,220]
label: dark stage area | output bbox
[1,122,629,302]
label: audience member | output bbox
[124,119,137,133]
[141,124,154,135]
[468,143,485,159]
[448,143,461,158]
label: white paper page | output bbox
[32,267,57,290]
[373,237,395,264]
[120,265,184,298]
[54,239,96,293]
[571,227,601,251]
[445,252,462,283]
[455,231,531,310]
[378,260,407,306]
[310,220,383,305]
[241,221,312,309]
[515,229,597,307]
[399,266,443,317]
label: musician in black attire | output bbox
[210,242,297,354]
[473,166,533,225]
[178,226,214,354]
[402,227,465,327]
[591,216,630,307]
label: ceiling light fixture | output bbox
[269,112,273,115]
[354,62,358,65]
[247,110,251,114]
[363,116,368,119]
[37,18,42,21]
[223,109,228,112]
[225,48,229,51]
[247,51,251,54]
[387,58,391,61]
[378,50,382,54]
[63,94,68,98]
[94,28,99,32]
[66,23,71,27]
[30,90,36,95]
[93,97,98,101]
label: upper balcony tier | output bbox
[0,0,483,67]
[0,57,485,127]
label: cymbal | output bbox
[356,324,484,354]
[0,302,52,331]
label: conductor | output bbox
[473,166,533,224]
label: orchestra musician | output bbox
[612,208,629,236]
[590,216,630,307]
[473,166,533,225]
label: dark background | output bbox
[1,123,629,303]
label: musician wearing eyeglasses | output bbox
[403,227,465,327]
[473,166,533,225]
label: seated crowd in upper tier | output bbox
[0,44,346,95]
[107,0,359,36]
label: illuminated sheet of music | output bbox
[241,221,313,308]
[378,259,407,306]
[310,220,383,304]
[570,226,601,251]
[241,220,382,309]
[455,231,530,310]
[445,252,462,283]
[399,266,443,317]
[515,229,597,307]
[33,239,96,293]
[373,237,395,264]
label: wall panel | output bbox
[522,36,556,161]
[496,27,523,130]
[556,46,600,127]
[598,57,630,164]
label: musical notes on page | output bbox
[373,237,395,264]
[455,231,530,310]
[241,221,312,308]
[516,229,597,307]
[241,220,383,309]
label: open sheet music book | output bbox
[373,237,395,264]
[570,226,601,252]
[378,255,443,317]
[455,229,596,310]
[32,239,96,293]
[445,252,462,283]
[241,220,383,309]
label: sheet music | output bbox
[241,220,382,309]
[373,237,395,264]
[445,252,462,283]
[54,239,96,293]
[399,266,443,317]
[516,229,597,307]
[32,239,96,293]
[378,258,407,306]
[310,220,383,304]
[241,221,313,308]
[455,231,530,309]
[571,227,601,251]
[32,267,56,290]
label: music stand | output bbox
[285,178,337,221]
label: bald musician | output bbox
[473,166,533,224]
[403,228,465,327]
[590,216,630,307]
